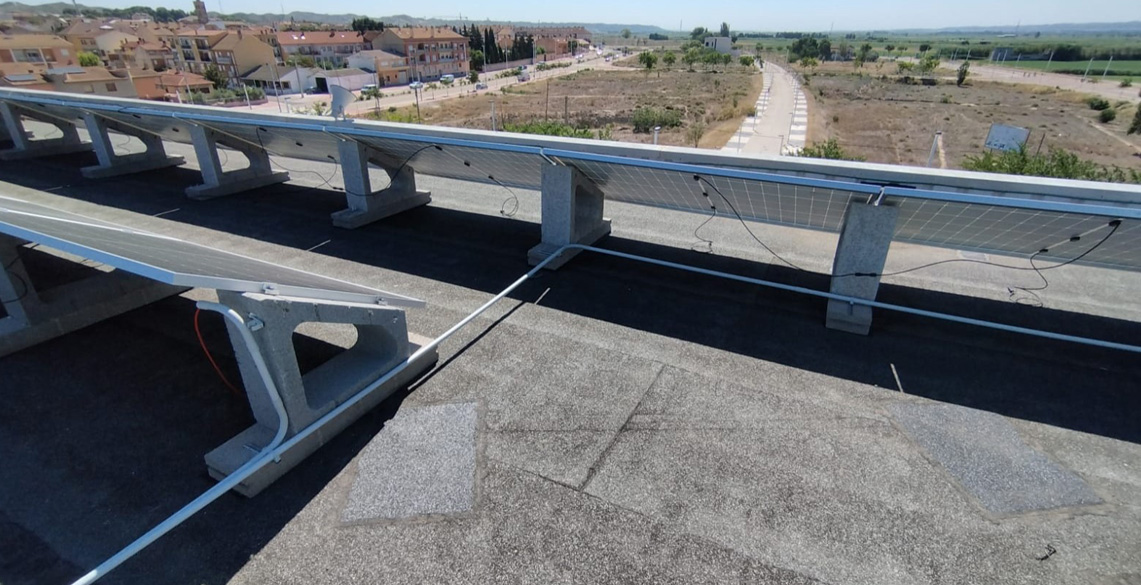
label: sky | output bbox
[55,0,1141,30]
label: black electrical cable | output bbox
[833,220,1121,280]
[0,243,39,304]
[694,175,809,271]
[692,173,1123,301]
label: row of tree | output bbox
[461,25,536,70]
[61,5,188,22]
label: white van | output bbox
[440,74,454,83]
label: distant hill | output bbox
[865,21,1141,35]
[0,2,669,34]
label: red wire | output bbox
[194,308,243,396]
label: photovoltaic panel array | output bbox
[0,196,425,307]
[3,88,1141,272]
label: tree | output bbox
[568,39,579,55]
[662,51,677,69]
[203,64,227,90]
[720,53,732,66]
[638,51,658,74]
[796,139,864,161]
[919,43,931,54]
[621,28,632,39]
[468,70,479,83]
[683,47,703,69]
[799,56,818,71]
[690,27,708,40]
[719,22,731,37]
[917,55,940,76]
[686,120,706,147]
[739,55,755,67]
[286,55,316,68]
[817,39,832,61]
[1128,104,1141,135]
[896,61,915,74]
[755,42,764,53]
[470,49,484,71]
[884,44,895,52]
[350,17,384,34]
[956,60,970,86]
[77,51,100,67]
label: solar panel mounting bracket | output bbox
[329,137,432,229]
[203,290,438,496]
[0,100,92,161]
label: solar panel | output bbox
[3,88,1141,273]
[0,196,425,307]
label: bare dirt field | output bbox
[360,68,763,148]
[803,63,1141,170]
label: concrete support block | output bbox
[0,102,91,161]
[330,140,431,229]
[0,234,187,357]
[205,290,438,496]
[80,113,185,179]
[826,203,899,335]
[185,125,288,200]
[527,163,611,270]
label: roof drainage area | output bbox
[1,113,1140,584]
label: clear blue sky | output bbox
[69,0,1141,30]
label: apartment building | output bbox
[0,34,76,67]
[345,49,409,85]
[108,40,177,71]
[276,30,366,67]
[169,28,274,85]
[516,26,591,56]
[60,20,177,57]
[372,27,468,82]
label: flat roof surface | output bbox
[1,132,1139,585]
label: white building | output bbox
[703,36,732,55]
[314,67,373,92]
[241,64,320,94]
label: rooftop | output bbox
[276,30,365,46]
[0,33,74,49]
[386,26,466,41]
[0,114,1139,585]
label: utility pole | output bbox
[1082,57,1094,81]
[1101,55,1113,81]
[490,99,497,131]
[926,131,942,167]
[1045,48,1054,72]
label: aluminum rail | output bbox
[70,239,1140,583]
[9,92,1138,219]
[72,302,290,585]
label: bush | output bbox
[1121,78,1133,88]
[502,120,596,139]
[795,138,864,161]
[631,107,682,133]
[963,146,1140,184]
[1087,97,1110,111]
[1099,108,1117,123]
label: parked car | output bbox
[517,73,531,82]
[475,82,488,90]
[361,83,378,92]
[440,74,454,83]
[409,81,424,90]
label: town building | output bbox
[0,34,77,67]
[345,49,409,85]
[314,67,373,92]
[372,27,468,82]
[169,28,274,86]
[704,36,732,55]
[127,69,213,99]
[275,30,366,68]
[241,63,320,94]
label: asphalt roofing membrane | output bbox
[1,135,1139,585]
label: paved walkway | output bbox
[722,61,807,156]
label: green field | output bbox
[996,59,1141,78]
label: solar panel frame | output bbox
[4,88,1141,273]
[0,196,425,308]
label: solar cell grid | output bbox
[0,196,425,307]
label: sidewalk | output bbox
[722,61,807,156]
